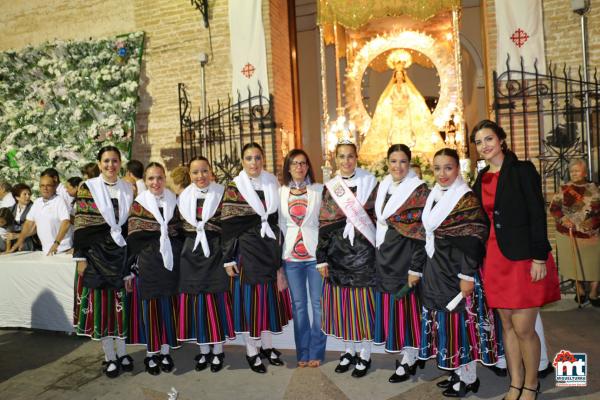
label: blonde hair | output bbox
[170,165,191,187]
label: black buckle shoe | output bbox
[160,354,174,373]
[334,352,355,373]
[389,359,417,383]
[260,347,284,366]
[117,355,134,372]
[437,372,459,389]
[246,354,267,373]
[442,378,480,398]
[102,360,120,378]
[351,357,371,378]
[195,353,210,371]
[144,355,161,376]
[210,353,225,373]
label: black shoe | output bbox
[521,382,540,400]
[160,354,174,373]
[437,372,459,389]
[442,378,480,398]
[538,362,554,379]
[590,297,600,307]
[195,353,210,371]
[416,359,426,369]
[351,357,371,378]
[210,353,225,373]
[246,354,267,374]
[102,360,120,378]
[117,355,134,372]
[144,355,161,376]
[260,347,284,366]
[502,385,522,400]
[389,360,417,383]
[489,365,508,377]
[334,352,355,373]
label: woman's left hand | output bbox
[277,268,288,292]
[531,260,547,282]
[460,279,475,298]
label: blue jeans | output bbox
[284,260,327,362]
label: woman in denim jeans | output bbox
[279,149,326,367]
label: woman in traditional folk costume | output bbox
[221,142,292,373]
[417,148,502,398]
[317,141,378,378]
[177,156,234,373]
[279,149,327,368]
[471,120,560,400]
[126,162,182,375]
[73,146,135,378]
[372,144,429,383]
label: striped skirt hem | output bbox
[374,289,422,352]
[178,291,236,344]
[321,281,375,342]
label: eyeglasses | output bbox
[291,161,307,168]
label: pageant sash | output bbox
[325,175,376,247]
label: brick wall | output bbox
[0,0,289,174]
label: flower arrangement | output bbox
[0,32,144,190]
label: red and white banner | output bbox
[229,0,270,98]
[495,0,546,76]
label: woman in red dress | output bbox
[471,120,560,400]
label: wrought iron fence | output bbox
[178,83,277,183]
[493,56,600,196]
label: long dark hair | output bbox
[0,207,15,228]
[282,149,315,186]
[387,144,411,161]
[470,119,508,152]
[97,145,122,161]
[241,142,265,158]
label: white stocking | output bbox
[452,361,477,391]
[102,337,116,363]
[261,331,273,350]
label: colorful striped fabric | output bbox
[178,291,236,344]
[373,289,422,352]
[321,280,375,342]
[73,274,129,339]
[126,278,179,352]
[418,275,503,369]
[231,273,293,339]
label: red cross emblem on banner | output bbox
[241,63,255,79]
[510,28,529,48]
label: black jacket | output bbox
[472,151,551,261]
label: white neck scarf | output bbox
[234,170,280,239]
[421,176,471,258]
[136,189,177,271]
[86,177,133,247]
[178,182,224,257]
[374,170,423,248]
[339,168,377,245]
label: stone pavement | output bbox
[1,299,599,400]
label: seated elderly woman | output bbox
[549,159,600,306]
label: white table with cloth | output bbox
[0,251,75,332]
[0,252,383,352]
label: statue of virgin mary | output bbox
[359,49,441,164]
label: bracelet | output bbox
[533,260,546,265]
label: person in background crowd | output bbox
[0,181,16,208]
[126,160,146,195]
[177,156,234,373]
[170,165,192,196]
[418,148,501,398]
[65,177,84,215]
[81,162,100,179]
[279,149,326,368]
[127,162,182,375]
[317,140,378,378]
[72,145,135,378]
[410,164,423,180]
[7,183,36,251]
[8,174,72,255]
[221,142,292,374]
[372,144,429,383]
[0,208,15,252]
[550,158,600,306]
[471,120,560,400]
[41,168,72,208]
